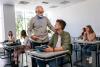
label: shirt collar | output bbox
[36,15,44,19]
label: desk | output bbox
[3,42,21,67]
[26,50,69,66]
[73,40,100,67]
[3,42,20,49]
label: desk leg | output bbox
[5,51,12,67]
[26,53,28,67]
[98,54,100,67]
[21,54,23,67]
[96,44,99,67]
[98,53,99,67]
[56,58,58,67]
[75,45,78,61]
[96,50,97,67]
[81,45,82,65]
[75,43,78,61]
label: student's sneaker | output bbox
[88,57,92,64]
[86,57,92,64]
[24,66,28,67]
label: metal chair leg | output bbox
[21,54,23,67]
[98,53,99,67]
[70,55,73,67]
[25,53,28,67]
[96,51,97,67]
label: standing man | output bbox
[27,5,55,67]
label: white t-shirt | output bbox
[20,37,30,45]
[55,35,61,48]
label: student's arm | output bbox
[61,32,71,51]
[44,33,70,52]
[8,36,15,42]
[54,33,71,52]
[45,32,71,52]
[83,32,87,41]
[44,46,53,52]
[88,33,96,41]
[44,34,54,52]
[54,47,64,51]
[12,37,15,42]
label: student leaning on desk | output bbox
[13,30,31,67]
[81,25,96,64]
[36,19,71,67]
[2,31,15,45]
[7,31,15,42]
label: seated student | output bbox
[13,30,31,67]
[37,19,71,67]
[7,31,15,42]
[5,31,15,54]
[84,25,96,41]
[79,27,86,40]
[83,25,96,64]
[75,27,86,60]
[0,31,15,43]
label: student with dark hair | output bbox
[56,19,66,30]
[13,30,31,67]
[20,30,31,46]
[37,19,71,67]
[79,27,86,40]
[85,25,96,41]
[21,30,27,38]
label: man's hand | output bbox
[31,35,39,40]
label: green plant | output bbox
[16,15,23,39]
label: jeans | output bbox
[37,59,58,67]
[83,45,96,57]
[37,57,68,67]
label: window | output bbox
[15,7,53,39]
[15,7,34,38]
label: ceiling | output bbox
[1,0,86,9]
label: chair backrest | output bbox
[68,44,73,55]
[59,44,73,67]
[96,37,100,41]
[65,44,73,66]
[15,39,21,45]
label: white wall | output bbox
[3,4,16,39]
[47,0,100,37]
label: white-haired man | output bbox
[27,5,55,67]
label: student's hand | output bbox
[44,47,53,52]
[31,35,39,40]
